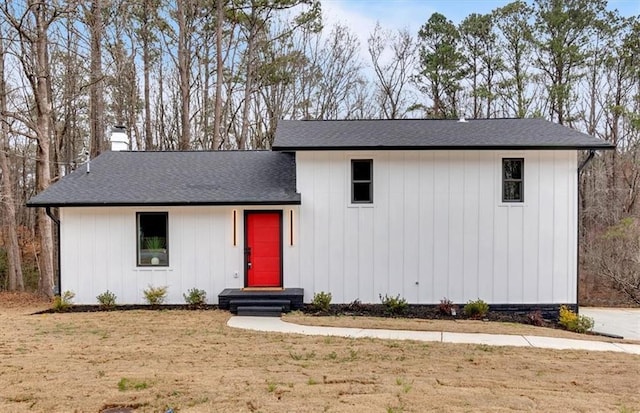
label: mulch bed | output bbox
[300,303,543,325]
[33,304,218,314]
[33,301,545,326]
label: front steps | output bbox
[236,306,284,316]
[218,288,304,317]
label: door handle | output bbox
[247,262,252,269]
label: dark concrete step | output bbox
[218,288,304,310]
[236,306,283,317]
[229,299,290,313]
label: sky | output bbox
[320,0,640,60]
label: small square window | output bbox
[351,159,373,203]
[137,212,168,266]
[502,158,524,203]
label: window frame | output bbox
[136,212,169,267]
[351,159,373,204]
[502,158,524,203]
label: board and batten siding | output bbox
[295,150,578,305]
[59,206,299,304]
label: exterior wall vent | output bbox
[110,126,129,151]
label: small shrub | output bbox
[379,293,408,315]
[439,297,458,316]
[96,290,117,309]
[311,291,332,312]
[143,285,168,305]
[52,290,75,312]
[463,299,489,319]
[558,305,594,333]
[183,288,207,306]
[527,310,545,326]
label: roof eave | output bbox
[272,144,615,151]
[27,199,302,208]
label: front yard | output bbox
[0,294,638,412]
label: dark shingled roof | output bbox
[28,151,300,207]
[272,118,614,150]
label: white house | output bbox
[28,119,613,313]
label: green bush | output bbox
[143,285,168,305]
[311,291,332,312]
[183,288,207,306]
[463,299,489,319]
[380,294,408,315]
[52,290,75,312]
[96,290,117,309]
[558,305,594,333]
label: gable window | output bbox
[502,158,524,203]
[351,159,373,203]
[137,212,168,266]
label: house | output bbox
[28,119,613,313]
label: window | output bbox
[502,158,524,202]
[351,159,373,203]
[137,212,168,266]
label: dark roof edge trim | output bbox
[27,200,302,208]
[272,144,615,151]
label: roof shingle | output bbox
[272,118,614,150]
[28,151,300,207]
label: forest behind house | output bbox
[0,0,638,305]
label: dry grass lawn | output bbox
[1,293,639,413]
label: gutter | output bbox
[576,149,596,313]
[578,149,596,173]
[45,207,61,295]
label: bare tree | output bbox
[368,23,415,119]
[133,0,161,150]
[212,0,225,150]
[0,28,24,291]
[82,0,106,157]
[1,0,63,296]
[176,0,196,150]
[585,217,640,305]
[307,24,366,120]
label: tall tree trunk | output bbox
[177,0,191,150]
[88,0,105,157]
[0,32,24,291]
[239,21,257,150]
[212,0,224,150]
[32,1,55,296]
[143,0,153,150]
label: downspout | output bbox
[576,149,596,313]
[45,207,61,295]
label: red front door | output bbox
[245,211,282,287]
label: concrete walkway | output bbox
[227,316,640,355]
[580,307,640,340]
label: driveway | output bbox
[580,307,640,340]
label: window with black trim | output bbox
[502,158,524,203]
[137,212,168,266]
[351,159,373,203]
